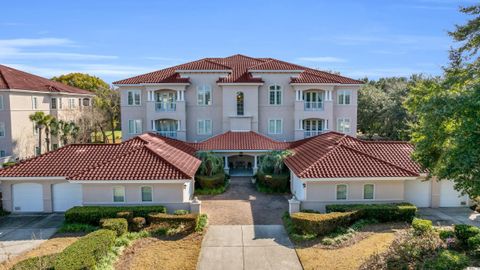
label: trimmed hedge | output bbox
[116,211,133,222]
[256,172,290,192]
[131,217,146,232]
[12,254,57,270]
[290,211,362,236]
[100,218,128,236]
[54,229,116,270]
[148,212,198,231]
[196,173,225,189]
[325,203,417,222]
[65,205,166,225]
[412,218,433,234]
[454,224,480,243]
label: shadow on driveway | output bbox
[418,207,480,226]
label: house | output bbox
[0,131,468,213]
[0,65,94,160]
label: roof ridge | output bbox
[0,67,10,89]
[143,132,198,155]
[144,144,192,179]
[338,144,419,175]
[203,59,232,70]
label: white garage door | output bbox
[440,180,469,207]
[13,183,44,212]
[53,183,83,212]
[405,179,431,207]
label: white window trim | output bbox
[337,117,351,133]
[197,119,212,135]
[128,119,142,135]
[0,122,5,137]
[335,184,348,200]
[68,98,76,109]
[268,84,282,105]
[268,118,283,135]
[0,95,4,110]
[337,90,352,105]
[363,183,375,200]
[197,85,212,106]
[127,90,142,106]
[140,185,153,202]
[113,186,126,203]
[32,96,38,110]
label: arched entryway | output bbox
[224,154,260,176]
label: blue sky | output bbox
[0,0,475,83]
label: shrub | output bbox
[439,229,455,240]
[65,205,166,225]
[325,203,417,222]
[116,211,133,221]
[100,218,128,236]
[174,209,190,215]
[412,218,433,234]
[196,173,225,189]
[454,224,480,243]
[57,222,97,233]
[467,233,480,251]
[290,211,362,236]
[256,172,290,192]
[131,217,146,232]
[195,214,208,232]
[424,250,469,270]
[148,212,198,231]
[12,254,57,270]
[54,229,116,270]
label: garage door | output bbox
[53,183,83,212]
[12,183,44,212]
[440,180,469,207]
[405,179,431,207]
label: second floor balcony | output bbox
[304,130,325,138]
[304,101,324,111]
[155,130,177,138]
[155,101,176,112]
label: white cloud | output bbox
[0,38,73,47]
[296,57,347,63]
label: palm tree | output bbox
[196,151,224,176]
[43,114,54,152]
[58,121,79,146]
[260,150,293,175]
[29,112,48,155]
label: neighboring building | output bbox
[113,54,363,143]
[0,65,94,160]
[0,131,469,213]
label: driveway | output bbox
[418,207,480,226]
[0,214,64,262]
[197,225,302,270]
[199,177,289,225]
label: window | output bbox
[269,85,282,105]
[113,186,125,202]
[82,98,91,107]
[197,119,212,135]
[236,92,244,116]
[35,146,40,156]
[128,119,142,134]
[32,97,38,109]
[0,95,4,110]
[51,98,58,109]
[197,85,212,106]
[364,184,374,200]
[53,144,58,150]
[337,118,351,133]
[0,122,5,137]
[304,91,324,110]
[0,150,5,157]
[336,184,347,200]
[268,119,283,134]
[127,90,141,106]
[141,186,153,202]
[68,98,76,109]
[338,90,351,105]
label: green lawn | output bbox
[91,130,122,143]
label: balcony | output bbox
[155,131,177,138]
[155,102,176,112]
[304,130,325,138]
[304,101,323,111]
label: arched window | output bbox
[236,92,244,116]
[269,85,282,105]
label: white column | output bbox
[253,155,258,174]
[224,156,229,174]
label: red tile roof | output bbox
[284,132,422,179]
[0,133,200,180]
[113,54,362,85]
[191,131,289,151]
[0,65,93,95]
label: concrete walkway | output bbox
[197,225,302,270]
[418,207,480,226]
[0,214,64,262]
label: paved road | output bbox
[0,214,64,262]
[197,225,302,270]
[199,177,289,225]
[418,207,480,226]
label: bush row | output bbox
[54,229,116,270]
[290,211,362,236]
[196,173,226,189]
[256,172,290,192]
[148,212,198,231]
[326,203,417,222]
[65,205,167,225]
[100,218,129,236]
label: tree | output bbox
[357,83,389,139]
[259,150,292,175]
[94,87,120,143]
[405,4,480,198]
[196,151,224,176]
[51,73,109,92]
[29,112,51,155]
[58,120,80,146]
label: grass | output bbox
[195,214,208,232]
[57,222,98,233]
[91,130,122,143]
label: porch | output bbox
[223,153,263,176]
